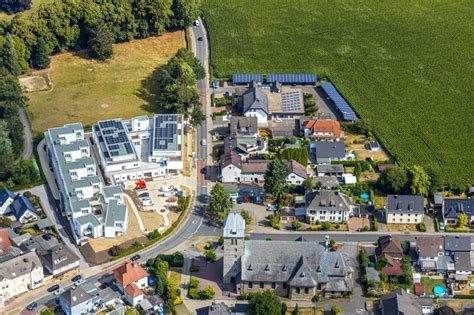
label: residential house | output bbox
[220,152,271,183]
[375,235,403,261]
[442,199,474,226]
[113,261,149,306]
[224,116,261,159]
[39,245,80,277]
[286,160,307,185]
[0,230,11,257]
[59,286,94,315]
[222,213,353,300]
[305,190,353,224]
[45,123,128,243]
[316,164,344,177]
[444,236,472,276]
[366,141,381,151]
[385,194,424,224]
[0,189,39,224]
[415,236,444,272]
[0,251,44,308]
[379,254,403,277]
[311,141,346,164]
[0,188,15,215]
[378,289,433,315]
[303,119,342,141]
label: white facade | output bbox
[221,164,242,183]
[0,197,14,215]
[306,209,350,224]
[244,109,267,125]
[385,211,424,224]
[286,173,305,185]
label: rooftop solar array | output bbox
[281,91,303,111]
[320,82,358,121]
[232,74,263,84]
[267,73,317,84]
[152,115,179,151]
[97,119,136,158]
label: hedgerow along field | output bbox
[202,0,473,185]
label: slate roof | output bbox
[375,235,403,259]
[444,236,471,252]
[0,188,15,207]
[104,200,127,228]
[8,194,38,221]
[386,194,424,214]
[443,198,474,219]
[416,236,444,257]
[220,151,242,169]
[241,240,353,292]
[314,141,346,159]
[454,252,471,271]
[223,213,245,238]
[241,160,270,174]
[60,286,91,307]
[305,190,352,213]
[316,164,344,174]
[35,218,54,230]
[40,244,80,273]
[230,116,258,136]
[287,160,307,179]
[379,289,423,315]
[0,251,42,281]
[365,267,380,283]
[240,86,269,115]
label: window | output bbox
[248,282,253,289]
[271,282,276,289]
[407,219,410,222]
[259,282,264,289]
[283,283,288,289]
[296,287,301,294]
[392,218,396,222]
[304,288,309,294]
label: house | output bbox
[316,164,344,177]
[378,289,433,315]
[311,141,346,164]
[0,231,11,256]
[59,286,94,315]
[0,251,44,308]
[45,123,128,243]
[286,160,307,185]
[224,116,264,159]
[303,119,342,141]
[442,198,474,226]
[375,235,403,261]
[353,205,374,218]
[379,254,403,277]
[39,245,80,277]
[385,195,424,224]
[222,213,353,300]
[0,188,15,215]
[415,236,444,272]
[366,141,380,151]
[113,261,149,306]
[444,236,472,276]
[220,152,271,183]
[305,190,353,224]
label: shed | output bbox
[365,267,380,283]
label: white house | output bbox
[0,251,44,308]
[305,190,353,223]
[113,261,149,307]
[286,160,307,185]
[385,195,424,224]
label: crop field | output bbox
[202,0,473,185]
[27,31,185,133]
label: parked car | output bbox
[200,139,207,145]
[237,196,243,204]
[255,196,263,204]
[54,287,65,295]
[138,192,150,199]
[198,36,203,41]
[42,234,52,241]
[131,254,141,262]
[75,278,85,285]
[48,284,60,293]
[71,275,82,283]
[26,302,37,311]
[140,199,153,206]
[439,221,445,231]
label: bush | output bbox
[147,229,161,240]
[188,278,199,289]
[241,210,252,224]
[199,285,215,299]
[190,264,200,272]
[0,217,12,228]
[292,220,302,230]
[373,218,379,231]
[331,305,341,315]
[205,249,217,262]
[362,225,370,231]
[321,221,331,231]
[218,236,224,245]
[417,222,427,232]
[109,245,124,257]
[188,288,200,299]
[434,217,439,232]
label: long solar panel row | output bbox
[232,74,263,84]
[320,82,358,121]
[267,73,317,84]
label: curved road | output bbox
[19,108,33,160]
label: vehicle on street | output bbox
[200,139,207,145]
[131,254,141,262]
[439,221,445,230]
[194,20,200,26]
[26,303,37,311]
[48,284,60,293]
[75,278,85,285]
[198,36,203,41]
[72,275,82,283]
[273,117,282,123]
[54,287,64,295]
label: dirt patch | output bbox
[139,210,165,232]
[79,243,110,265]
[386,224,418,232]
[101,103,110,109]
[19,75,51,92]
[348,217,371,231]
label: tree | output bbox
[292,220,302,231]
[1,34,22,75]
[407,165,431,196]
[0,120,14,173]
[31,37,50,69]
[377,166,409,194]
[248,291,281,315]
[331,305,341,315]
[457,213,467,227]
[88,22,114,61]
[0,216,12,228]
[240,210,252,224]
[190,105,205,127]
[204,249,216,262]
[373,217,379,231]
[302,176,313,192]
[321,221,331,230]
[359,251,369,268]
[172,0,201,28]
[207,183,231,222]
[264,159,289,198]
[175,47,205,80]
[401,240,410,255]
[199,285,215,299]
[292,303,299,315]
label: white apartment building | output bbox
[45,124,128,244]
[0,251,44,308]
[305,190,353,223]
[92,114,184,184]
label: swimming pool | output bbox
[433,285,446,295]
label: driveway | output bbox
[20,184,90,270]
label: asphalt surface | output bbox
[19,108,33,160]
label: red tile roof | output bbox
[304,119,341,139]
[380,255,403,276]
[113,261,149,288]
[124,283,143,298]
[0,231,11,256]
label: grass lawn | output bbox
[26,31,185,133]
[0,0,53,21]
[202,0,473,185]
[445,224,474,233]
[421,277,445,295]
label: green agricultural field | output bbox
[202,0,473,185]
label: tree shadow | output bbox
[136,65,169,114]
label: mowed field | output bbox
[27,31,185,133]
[202,1,473,185]
[0,0,53,21]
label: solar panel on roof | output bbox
[320,82,357,121]
[267,73,317,84]
[124,143,134,154]
[110,151,119,156]
[232,74,263,84]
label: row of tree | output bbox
[377,165,433,196]
[0,0,31,14]
[0,0,201,69]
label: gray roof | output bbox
[454,252,471,271]
[240,87,269,114]
[102,185,123,199]
[386,195,424,214]
[6,229,31,246]
[241,240,353,292]
[76,214,101,227]
[208,302,231,315]
[314,141,346,159]
[306,190,352,213]
[221,150,242,169]
[138,299,153,311]
[60,286,92,307]
[224,213,245,238]
[365,267,380,283]
[444,236,471,252]
[379,289,423,315]
[416,236,444,257]
[98,286,121,303]
[287,160,307,179]
[443,198,474,219]
[104,200,127,227]
[35,218,54,230]
[0,251,42,281]
[316,164,344,174]
[0,188,15,206]
[40,244,80,273]
[8,194,38,221]
[230,116,258,136]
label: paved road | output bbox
[19,108,33,160]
